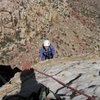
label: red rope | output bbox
[34,68,96,100]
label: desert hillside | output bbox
[0,0,100,67]
[67,0,100,32]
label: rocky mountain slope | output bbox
[67,0,100,32]
[0,56,100,100]
[0,0,100,67]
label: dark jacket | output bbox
[2,69,49,100]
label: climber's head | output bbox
[43,40,50,50]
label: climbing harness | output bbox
[33,68,96,100]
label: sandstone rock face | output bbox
[0,57,100,100]
[0,0,100,67]
[66,0,100,31]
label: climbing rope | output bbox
[33,68,96,100]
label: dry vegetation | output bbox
[0,0,100,67]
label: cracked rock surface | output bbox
[0,57,100,100]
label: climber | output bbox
[39,39,55,60]
[2,68,61,100]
